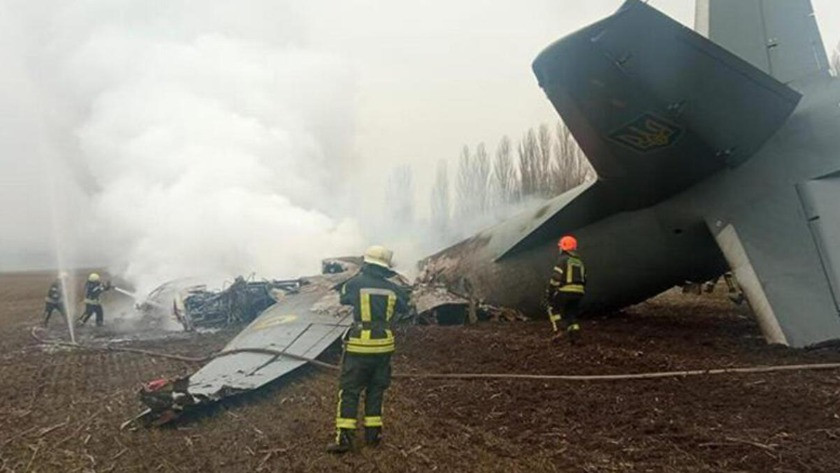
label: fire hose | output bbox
[29,327,840,382]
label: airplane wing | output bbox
[135,273,354,425]
[187,279,352,396]
[696,0,830,85]
[531,0,801,210]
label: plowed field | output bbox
[2,271,840,472]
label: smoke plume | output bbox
[8,1,365,294]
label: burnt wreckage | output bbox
[140,276,301,331]
[174,277,302,331]
[132,260,491,426]
[134,272,355,426]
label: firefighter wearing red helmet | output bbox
[547,235,586,344]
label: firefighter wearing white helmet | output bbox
[327,245,409,454]
[362,245,393,268]
[79,272,111,327]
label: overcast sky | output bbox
[302,0,839,210]
[1,0,838,273]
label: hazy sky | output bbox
[1,0,838,273]
[302,0,839,209]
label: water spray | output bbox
[44,146,76,344]
[58,273,76,344]
[113,286,166,309]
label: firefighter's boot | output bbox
[364,426,382,447]
[326,428,355,454]
[567,323,581,345]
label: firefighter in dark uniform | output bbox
[79,273,111,326]
[547,235,586,344]
[43,273,68,327]
[327,245,409,454]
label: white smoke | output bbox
[9,1,365,295]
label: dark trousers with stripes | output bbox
[80,304,104,326]
[336,353,391,431]
[550,292,583,330]
[43,302,65,325]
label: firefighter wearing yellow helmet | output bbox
[327,245,409,454]
[79,272,112,327]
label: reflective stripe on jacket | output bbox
[340,264,409,355]
[549,251,586,295]
[84,281,105,306]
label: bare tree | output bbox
[430,159,450,237]
[455,143,493,219]
[553,120,577,193]
[439,121,596,231]
[552,120,594,194]
[474,143,491,213]
[517,129,539,198]
[492,135,516,204]
[385,165,414,226]
[456,145,474,220]
[536,124,554,195]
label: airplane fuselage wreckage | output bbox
[422,0,840,348]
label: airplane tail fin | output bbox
[695,0,829,84]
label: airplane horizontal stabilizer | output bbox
[532,0,801,209]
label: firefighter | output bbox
[547,235,586,344]
[42,272,68,327]
[327,245,409,454]
[79,273,111,327]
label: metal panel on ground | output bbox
[188,279,352,396]
[135,273,354,426]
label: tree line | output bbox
[426,120,594,241]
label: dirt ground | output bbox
[2,272,840,472]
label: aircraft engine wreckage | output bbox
[174,278,302,331]
[139,277,302,331]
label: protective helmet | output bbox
[88,273,101,282]
[363,245,394,268]
[558,235,578,252]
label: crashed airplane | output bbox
[132,0,840,425]
[423,0,840,348]
[133,261,469,425]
